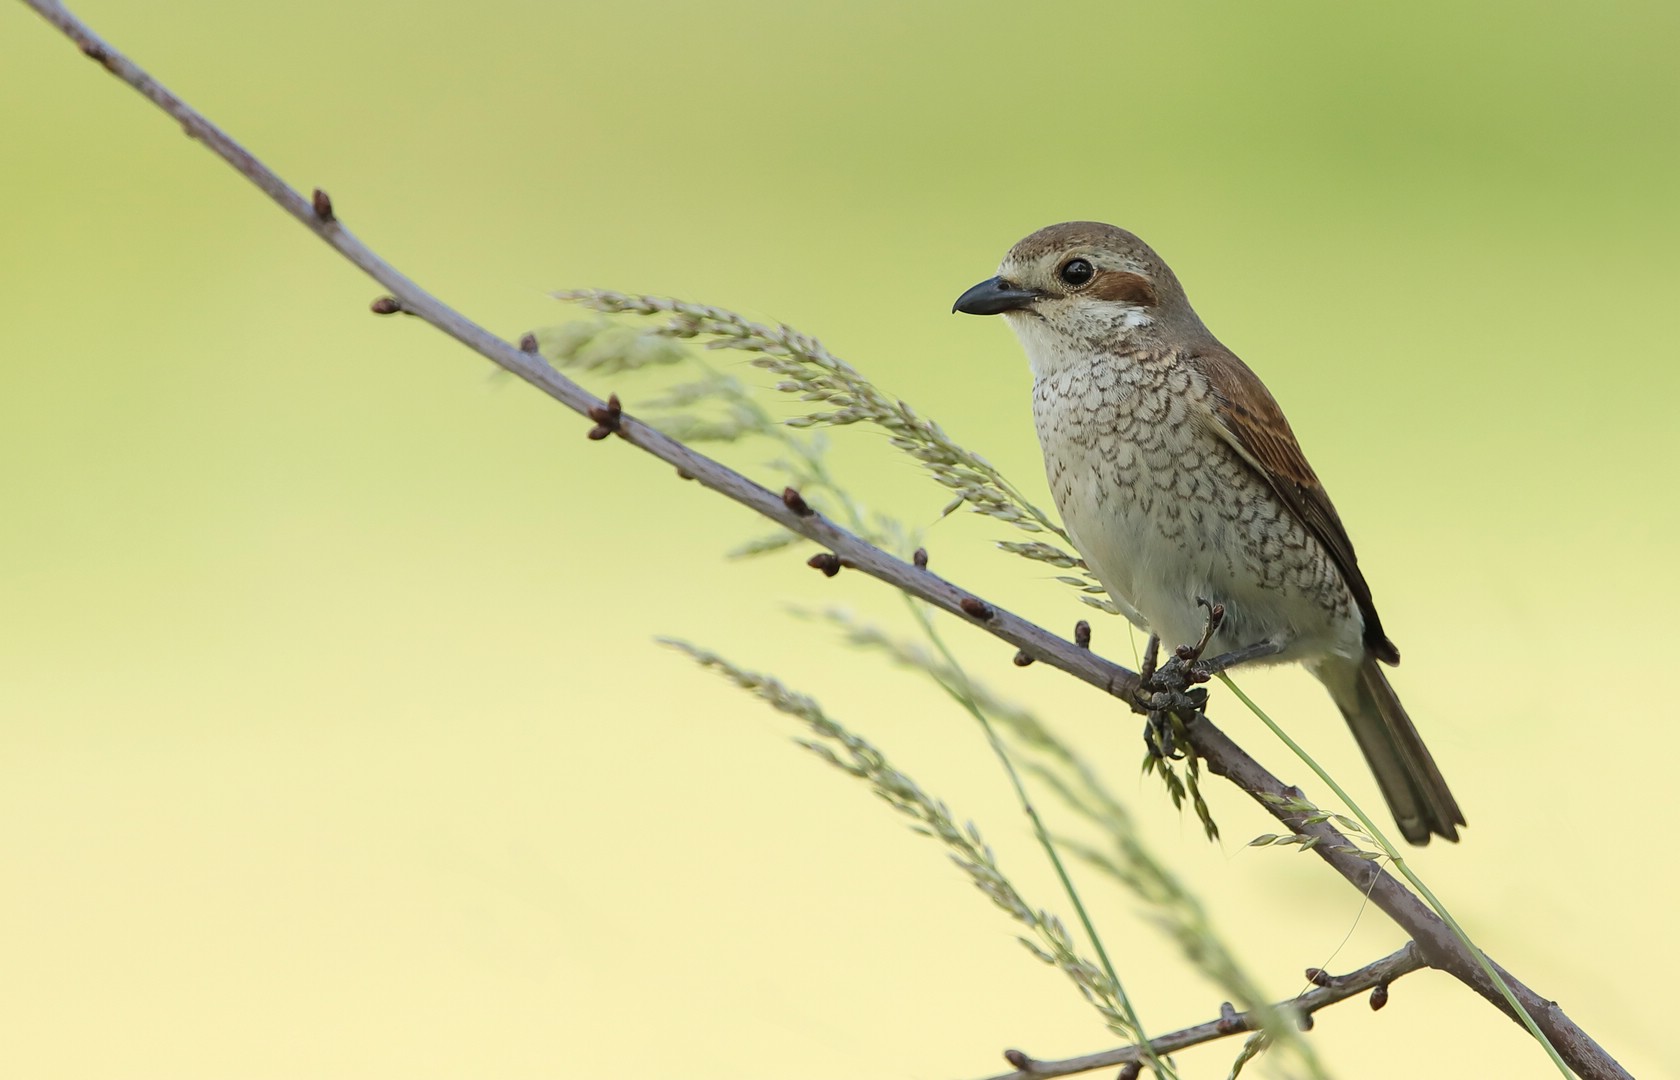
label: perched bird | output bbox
[953,222,1464,844]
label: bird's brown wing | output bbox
[1189,346,1400,664]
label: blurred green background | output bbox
[4,1,1676,1077]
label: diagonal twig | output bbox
[15,4,1629,1077]
[984,942,1424,1080]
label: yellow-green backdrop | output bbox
[4,2,1676,1077]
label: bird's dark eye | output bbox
[1059,258,1095,287]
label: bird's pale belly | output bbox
[1033,368,1363,666]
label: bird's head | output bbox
[952,221,1209,376]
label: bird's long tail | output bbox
[1328,656,1465,845]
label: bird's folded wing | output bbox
[1188,346,1400,665]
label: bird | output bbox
[952,221,1464,845]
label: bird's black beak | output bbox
[952,276,1040,316]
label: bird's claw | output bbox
[1132,597,1222,716]
[1142,695,1206,760]
[1131,656,1210,714]
[1183,596,1226,661]
[1133,601,1223,755]
[1138,681,1208,759]
[1145,710,1181,759]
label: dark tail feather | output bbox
[1336,657,1465,845]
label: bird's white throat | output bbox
[1004,308,1153,380]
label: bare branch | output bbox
[984,943,1424,1080]
[16,3,1629,1076]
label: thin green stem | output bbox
[796,421,1167,1071]
[788,422,1165,1067]
[917,606,1174,1079]
[1216,674,1570,1079]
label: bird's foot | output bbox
[1180,596,1226,663]
[1132,669,1208,759]
[1134,659,1211,709]
[1135,680,1208,753]
[1132,601,1226,757]
[1142,707,1187,759]
[1131,674,1209,723]
[1130,599,1223,716]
